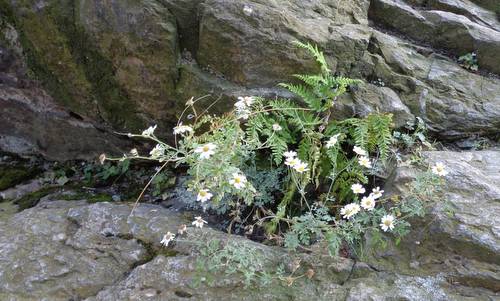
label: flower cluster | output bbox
[341,183,392,231]
[283,151,309,173]
[173,122,194,135]
[234,96,255,120]
[353,146,371,169]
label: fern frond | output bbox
[293,41,330,75]
[278,83,322,111]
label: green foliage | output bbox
[458,52,478,71]
[279,41,361,113]
[194,239,284,287]
[102,42,444,266]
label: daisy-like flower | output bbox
[371,187,384,200]
[326,134,340,148]
[173,123,194,135]
[353,146,367,156]
[195,143,217,159]
[361,195,376,211]
[229,173,247,189]
[149,144,165,159]
[192,216,208,229]
[177,224,187,235]
[340,203,361,219]
[432,162,448,177]
[272,123,282,131]
[197,189,213,203]
[142,124,157,136]
[380,215,395,232]
[238,96,255,107]
[293,162,309,173]
[285,157,301,168]
[351,183,366,194]
[160,232,175,247]
[130,148,139,157]
[358,156,372,168]
[283,151,297,158]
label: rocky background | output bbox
[0,0,499,300]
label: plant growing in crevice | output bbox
[101,42,446,268]
[458,52,478,71]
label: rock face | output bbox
[0,162,498,301]
[1,0,500,159]
[0,23,129,160]
[377,149,500,296]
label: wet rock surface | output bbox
[0,149,499,301]
[1,0,500,159]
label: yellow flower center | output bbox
[384,220,392,226]
[203,146,210,152]
[234,177,241,184]
[199,191,207,197]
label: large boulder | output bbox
[1,0,500,159]
[369,0,500,75]
[0,23,129,160]
[386,150,500,263]
[2,0,180,131]
[0,193,498,300]
[374,150,500,295]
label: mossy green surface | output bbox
[14,186,58,211]
[0,166,41,191]
[0,0,145,131]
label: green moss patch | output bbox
[0,166,41,191]
[14,186,58,211]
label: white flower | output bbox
[229,173,247,189]
[177,224,187,235]
[326,134,340,148]
[150,144,165,159]
[293,162,309,173]
[272,123,282,131]
[351,183,366,194]
[353,146,367,156]
[142,125,157,136]
[234,100,247,110]
[432,162,448,177]
[160,232,175,247]
[283,151,297,158]
[243,5,253,15]
[173,123,194,135]
[197,189,213,203]
[195,143,217,159]
[380,215,395,232]
[192,216,208,228]
[98,153,106,165]
[238,96,255,107]
[358,156,372,168]
[361,195,376,211]
[340,203,361,219]
[371,187,384,200]
[285,157,301,167]
[130,148,139,156]
[185,97,194,106]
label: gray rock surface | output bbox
[0,165,498,301]
[2,0,500,159]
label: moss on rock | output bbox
[0,165,41,191]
